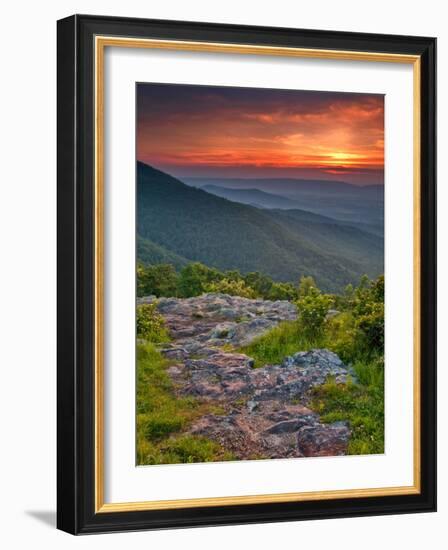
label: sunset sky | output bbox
[137,83,384,185]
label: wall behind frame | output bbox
[0,0,443,548]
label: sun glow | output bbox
[137,84,384,184]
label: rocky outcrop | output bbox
[297,421,351,457]
[140,293,297,347]
[168,348,353,404]
[140,293,354,460]
[189,401,318,459]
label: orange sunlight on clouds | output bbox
[137,84,384,184]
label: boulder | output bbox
[297,421,351,456]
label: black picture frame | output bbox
[57,14,436,535]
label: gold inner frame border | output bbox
[94,36,421,513]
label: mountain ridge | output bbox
[137,162,383,292]
[184,176,384,193]
[182,175,383,225]
[202,184,306,210]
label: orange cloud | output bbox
[137,85,384,184]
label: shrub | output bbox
[137,263,178,297]
[355,301,384,352]
[350,275,385,354]
[298,275,318,297]
[268,282,297,301]
[296,287,334,338]
[324,312,358,362]
[204,278,256,298]
[136,303,170,343]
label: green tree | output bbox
[137,263,148,297]
[244,271,274,298]
[268,282,297,301]
[224,270,243,282]
[177,262,220,297]
[137,263,178,297]
[370,274,384,302]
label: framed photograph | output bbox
[57,14,436,534]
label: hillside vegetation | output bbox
[137,162,383,292]
[185,175,384,226]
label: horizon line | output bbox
[136,160,384,187]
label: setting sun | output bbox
[137,84,384,185]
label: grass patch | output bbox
[240,312,374,368]
[136,342,232,465]
[138,435,235,465]
[136,303,171,343]
[310,361,384,455]
[241,321,322,368]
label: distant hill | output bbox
[137,235,188,269]
[264,209,383,277]
[202,184,304,210]
[184,176,383,226]
[201,184,383,237]
[137,162,383,292]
